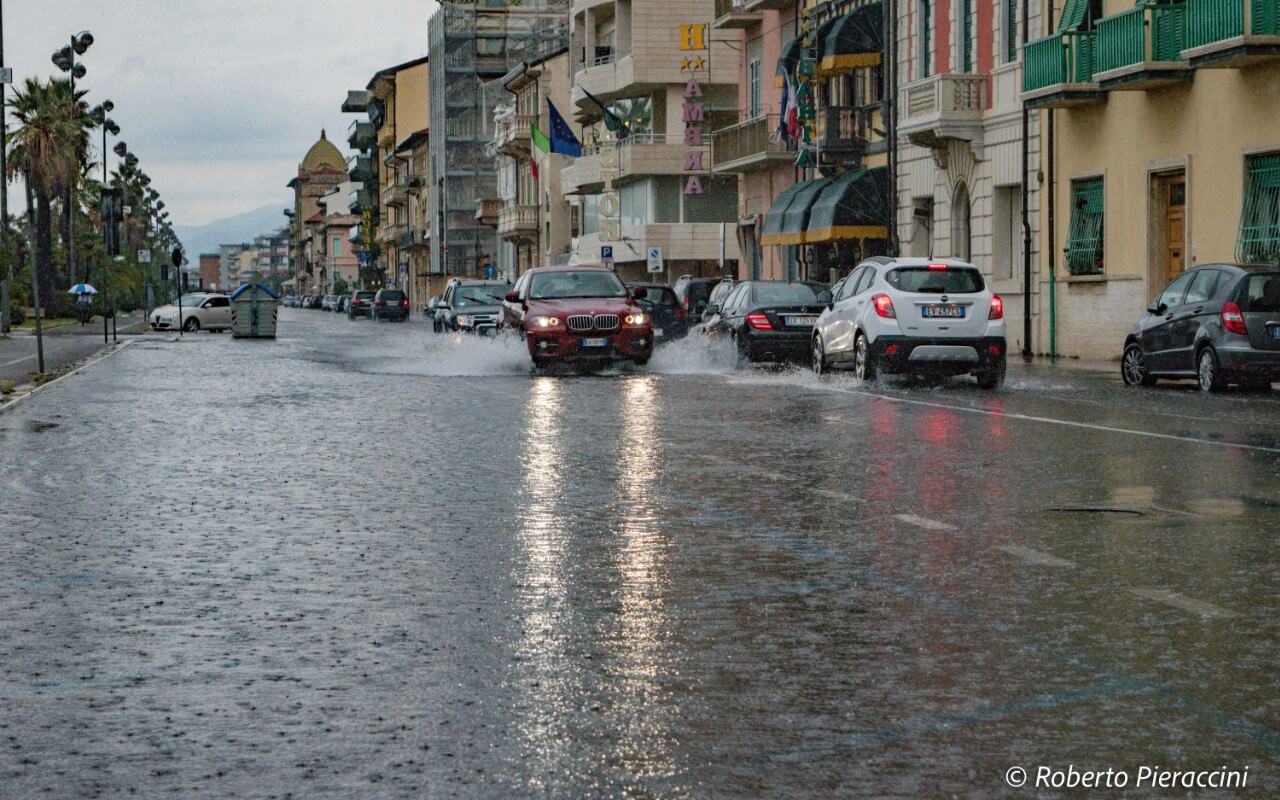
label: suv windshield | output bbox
[455,285,507,306]
[752,283,820,305]
[1244,273,1280,312]
[887,267,985,294]
[379,290,405,301]
[530,271,627,300]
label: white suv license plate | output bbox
[922,305,965,319]
[785,315,818,327]
[581,337,609,348]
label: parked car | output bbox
[302,295,321,309]
[436,279,510,334]
[811,257,1007,389]
[348,290,376,319]
[371,288,410,322]
[673,275,722,323]
[321,294,336,311]
[500,265,654,368]
[337,295,351,313]
[703,281,830,364]
[1121,264,1280,392]
[631,284,689,342]
[149,293,232,333]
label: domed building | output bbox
[288,130,348,294]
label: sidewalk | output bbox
[0,312,148,387]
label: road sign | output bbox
[647,247,664,274]
[601,245,613,264]
[0,68,12,85]
[138,249,151,264]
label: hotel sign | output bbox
[679,23,708,196]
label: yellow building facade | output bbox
[1027,0,1280,359]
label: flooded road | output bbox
[2,307,1278,797]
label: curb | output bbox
[0,339,136,415]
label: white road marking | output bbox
[1150,505,1209,518]
[996,544,1074,568]
[820,385,1280,455]
[894,514,956,532]
[1129,587,1238,619]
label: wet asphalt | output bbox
[1,307,1278,798]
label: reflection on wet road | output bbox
[1,307,1277,797]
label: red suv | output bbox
[501,266,654,367]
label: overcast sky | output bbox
[6,0,436,227]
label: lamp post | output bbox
[52,30,93,284]
[92,101,118,342]
[1,1,10,335]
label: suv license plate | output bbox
[581,337,609,348]
[923,305,965,319]
[786,316,818,327]
[1270,325,1280,339]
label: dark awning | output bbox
[819,3,884,75]
[805,166,890,243]
[776,36,800,85]
[760,181,810,244]
[762,177,835,247]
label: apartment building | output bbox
[1024,0,1280,359]
[565,0,742,282]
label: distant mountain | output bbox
[173,205,289,258]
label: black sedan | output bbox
[703,281,831,364]
[1122,264,1280,392]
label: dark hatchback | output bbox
[372,289,410,322]
[631,284,689,342]
[348,290,376,319]
[704,281,831,364]
[1122,264,1280,392]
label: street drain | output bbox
[1044,507,1145,519]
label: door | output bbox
[826,266,866,355]
[1168,268,1221,371]
[1165,178,1186,284]
[1142,270,1196,371]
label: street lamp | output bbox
[52,30,93,282]
[92,101,120,343]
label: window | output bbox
[1236,153,1280,263]
[855,266,878,295]
[1066,177,1104,275]
[1184,269,1222,305]
[332,237,341,257]
[1157,271,1195,310]
[748,58,762,119]
[993,185,1022,280]
[951,181,971,261]
[918,0,933,78]
[837,267,864,300]
[1006,0,1019,63]
[961,0,974,72]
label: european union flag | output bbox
[547,99,582,158]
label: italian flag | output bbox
[531,123,551,181]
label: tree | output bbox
[332,276,349,296]
[7,78,91,309]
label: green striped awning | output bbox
[761,181,810,245]
[805,167,891,243]
[818,3,884,74]
[762,177,835,247]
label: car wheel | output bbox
[1197,346,1226,393]
[811,334,829,376]
[183,318,200,333]
[977,354,1006,390]
[1121,343,1157,387]
[854,333,876,382]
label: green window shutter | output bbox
[1236,153,1280,263]
[1066,177,1105,275]
[963,0,974,72]
[1058,0,1089,32]
[922,0,932,76]
[1006,0,1018,63]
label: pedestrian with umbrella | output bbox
[69,283,97,324]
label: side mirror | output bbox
[818,290,833,305]
[1147,302,1164,315]
[631,286,648,299]
[505,290,521,303]
[704,303,720,315]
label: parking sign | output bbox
[601,245,613,264]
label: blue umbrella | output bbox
[68,283,98,295]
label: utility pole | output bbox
[1,0,10,335]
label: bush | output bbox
[47,292,78,319]
[6,302,24,326]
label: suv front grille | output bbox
[567,315,594,331]
[566,314,620,332]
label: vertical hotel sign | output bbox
[679,23,708,196]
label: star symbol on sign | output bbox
[680,57,692,71]
[693,56,706,70]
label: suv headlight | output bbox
[456,315,474,327]
[624,313,649,326]
[531,316,561,328]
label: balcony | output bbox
[347,120,375,150]
[495,112,537,156]
[741,0,791,8]
[815,105,870,166]
[899,74,985,149]
[714,0,762,29]
[384,180,408,208]
[711,115,797,174]
[341,90,369,113]
[475,197,503,226]
[380,223,407,245]
[406,226,430,251]
[1022,31,1106,108]
[349,155,374,183]
[498,204,539,241]
[1094,3,1193,90]
[1182,0,1280,67]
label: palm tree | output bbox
[7,77,91,308]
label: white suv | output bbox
[811,257,1006,389]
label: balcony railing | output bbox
[818,105,871,152]
[385,181,409,208]
[1096,2,1188,73]
[1186,0,1280,44]
[715,0,762,28]
[496,112,537,154]
[711,114,796,172]
[900,74,985,147]
[1023,31,1101,100]
[498,204,539,239]
[475,197,503,226]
